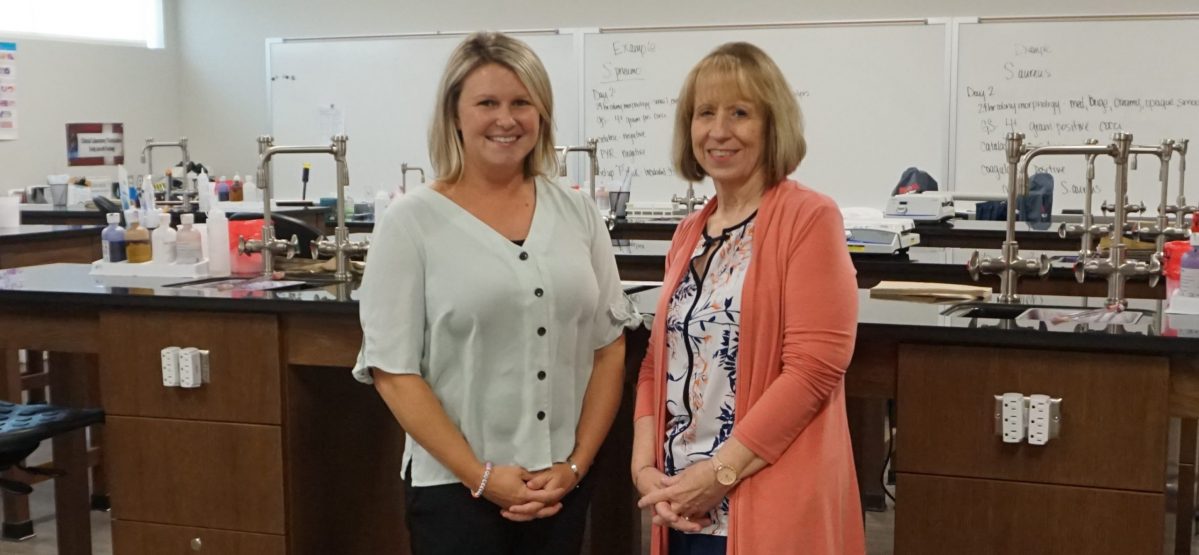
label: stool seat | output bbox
[0,402,104,472]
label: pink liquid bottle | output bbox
[1179,217,1199,297]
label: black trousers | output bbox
[405,472,595,555]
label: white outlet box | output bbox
[999,392,1027,444]
[1027,394,1062,446]
[160,346,180,387]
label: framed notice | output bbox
[66,123,124,166]
[0,42,16,141]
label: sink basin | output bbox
[941,302,1149,325]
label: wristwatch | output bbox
[710,454,739,486]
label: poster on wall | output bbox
[66,123,124,166]
[0,42,16,141]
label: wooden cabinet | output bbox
[106,416,285,534]
[99,310,281,424]
[895,344,1170,552]
[113,520,284,555]
[895,474,1162,554]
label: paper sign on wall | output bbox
[0,42,16,141]
[66,123,125,166]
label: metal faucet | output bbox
[672,182,709,216]
[966,132,1050,303]
[1166,139,1194,227]
[240,135,366,281]
[557,139,600,202]
[141,137,191,198]
[400,163,425,194]
[1057,139,1104,260]
[1072,133,1157,307]
[1131,141,1186,261]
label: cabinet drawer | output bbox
[113,520,284,555]
[897,344,1168,491]
[108,416,285,534]
[895,473,1162,555]
[100,310,281,424]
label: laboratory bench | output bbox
[0,225,102,269]
[615,241,1167,300]
[0,263,1197,553]
[19,203,332,231]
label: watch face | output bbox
[716,466,737,486]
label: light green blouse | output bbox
[352,178,639,486]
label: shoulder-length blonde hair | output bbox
[672,42,806,186]
[429,32,557,183]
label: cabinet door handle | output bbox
[191,536,203,551]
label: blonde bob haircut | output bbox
[672,42,806,186]
[429,32,558,183]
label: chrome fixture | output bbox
[557,139,600,201]
[1166,139,1194,227]
[1130,140,1186,263]
[400,163,425,194]
[240,135,366,281]
[141,137,191,198]
[1071,133,1156,307]
[966,132,1049,303]
[672,182,709,216]
[1057,139,1104,260]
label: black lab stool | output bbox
[0,401,104,554]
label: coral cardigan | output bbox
[635,181,865,555]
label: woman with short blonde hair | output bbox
[633,42,864,555]
[428,32,558,183]
[357,31,636,555]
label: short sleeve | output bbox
[584,195,642,350]
[351,203,426,384]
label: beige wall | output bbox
[0,0,180,192]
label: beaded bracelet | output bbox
[472,461,493,498]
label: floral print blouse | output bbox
[663,212,756,536]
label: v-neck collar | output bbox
[417,178,546,251]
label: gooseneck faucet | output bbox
[141,137,191,196]
[672,182,709,216]
[1072,133,1156,306]
[557,139,600,201]
[967,132,1049,303]
[1167,139,1193,227]
[1131,141,1185,259]
[1057,139,1103,259]
[400,163,425,194]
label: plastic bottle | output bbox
[1180,217,1199,297]
[207,209,231,277]
[216,181,230,202]
[101,213,126,263]
[124,209,152,263]
[176,213,203,264]
[230,174,244,202]
[151,208,177,263]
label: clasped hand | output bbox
[485,463,577,522]
[634,463,732,533]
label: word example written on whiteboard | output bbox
[585,24,948,210]
[954,19,1199,213]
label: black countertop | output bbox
[2,263,1196,355]
[0,225,104,244]
[20,203,332,224]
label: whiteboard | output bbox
[268,32,580,202]
[583,23,949,209]
[954,18,1199,213]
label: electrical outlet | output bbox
[1000,392,1027,444]
[1027,394,1062,445]
[160,346,180,387]
[179,347,201,389]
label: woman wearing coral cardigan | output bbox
[631,42,865,555]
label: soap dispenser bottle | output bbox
[151,208,177,263]
[101,212,126,262]
[124,209,152,263]
[176,213,203,264]
[1180,217,1199,297]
